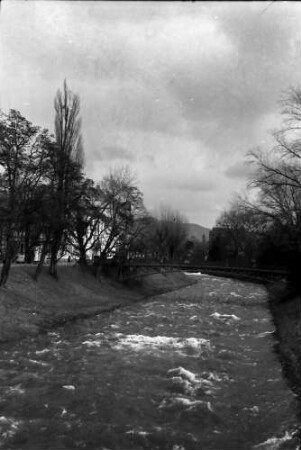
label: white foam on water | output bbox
[159,396,213,412]
[48,332,60,337]
[229,292,241,297]
[166,367,218,398]
[82,334,211,357]
[9,385,25,394]
[126,430,151,437]
[82,339,103,347]
[52,340,67,346]
[62,385,75,391]
[243,405,259,415]
[177,303,198,309]
[184,272,202,276]
[113,335,211,355]
[203,372,223,382]
[248,292,265,297]
[252,431,295,449]
[0,416,23,441]
[210,312,240,321]
[35,349,51,355]
[208,292,218,297]
[256,331,275,338]
[28,359,50,367]
[60,407,67,416]
[168,367,196,382]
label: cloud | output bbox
[224,160,256,180]
[0,1,300,228]
[81,78,189,139]
[167,178,215,193]
[96,146,135,162]
[163,2,301,142]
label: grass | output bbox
[0,265,196,343]
[267,281,301,405]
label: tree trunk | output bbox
[0,237,15,286]
[0,256,12,287]
[24,225,31,263]
[79,251,87,267]
[34,241,48,281]
[49,254,58,279]
[78,236,87,267]
[48,231,61,279]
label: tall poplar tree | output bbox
[48,80,85,278]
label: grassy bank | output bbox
[0,265,196,343]
[267,282,301,407]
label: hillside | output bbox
[185,223,211,242]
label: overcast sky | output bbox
[0,1,300,228]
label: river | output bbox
[0,274,299,450]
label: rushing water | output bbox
[0,275,299,450]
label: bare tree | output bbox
[125,215,156,262]
[248,87,301,287]
[152,206,187,263]
[215,200,265,265]
[249,87,301,191]
[47,80,85,278]
[0,109,49,285]
[67,178,106,266]
[98,167,145,262]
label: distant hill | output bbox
[185,223,211,242]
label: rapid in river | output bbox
[0,274,299,450]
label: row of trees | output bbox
[0,81,189,286]
[129,207,189,264]
[209,87,301,290]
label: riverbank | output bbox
[267,282,301,407]
[0,265,196,343]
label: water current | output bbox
[0,275,299,450]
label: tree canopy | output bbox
[0,82,192,285]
